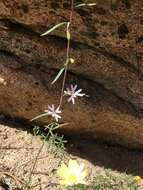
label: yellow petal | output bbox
[59,179,67,185]
[60,175,77,186]
[79,163,85,172]
[134,176,142,184]
[68,159,79,172]
[80,170,88,180]
[57,159,88,186]
[57,163,69,178]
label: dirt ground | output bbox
[0,118,143,190]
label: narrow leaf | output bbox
[88,3,97,6]
[75,3,86,8]
[41,22,68,36]
[51,67,65,85]
[66,22,71,41]
[31,112,50,121]
[64,59,69,66]
[75,3,96,8]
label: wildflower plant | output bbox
[64,84,86,104]
[29,0,96,187]
[45,105,61,122]
[33,122,67,152]
[27,1,138,189]
[32,0,96,124]
[57,159,88,186]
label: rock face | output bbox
[0,0,143,148]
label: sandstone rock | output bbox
[0,0,143,148]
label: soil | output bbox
[0,117,143,190]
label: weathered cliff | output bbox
[0,0,143,148]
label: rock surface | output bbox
[0,0,143,148]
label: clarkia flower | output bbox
[45,104,61,122]
[64,84,86,104]
[57,159,88,186]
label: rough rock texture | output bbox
[0,0,143,148]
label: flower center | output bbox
[70,175,78,183]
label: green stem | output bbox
[27,132,50,187]
[59,0,74,108]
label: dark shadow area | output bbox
[0,115,33,133]
[66,136,143,177]
[1,116,143,177]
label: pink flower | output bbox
[64,84,86,104]
[45,104,61,122]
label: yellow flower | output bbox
[134,176,142,184]
[57,159,88,186]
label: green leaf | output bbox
[31,112,49,121]
[75,3,96,8]
[51,67,65,85]
[41,22,68,36]
[66,22,71,41]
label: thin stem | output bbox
[27,141,44,187]
[27,132,50,187]
[59,0,74,108]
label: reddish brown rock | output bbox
[0,55,143,149]
[0,0,143,148]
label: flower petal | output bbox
[57,163,69,178]
[80,170,88,181]
[79,163,85,172]
[73,84,78,91]
[68,159,79,172]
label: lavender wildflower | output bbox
[64,84,86,104]
[45,104,61,122]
